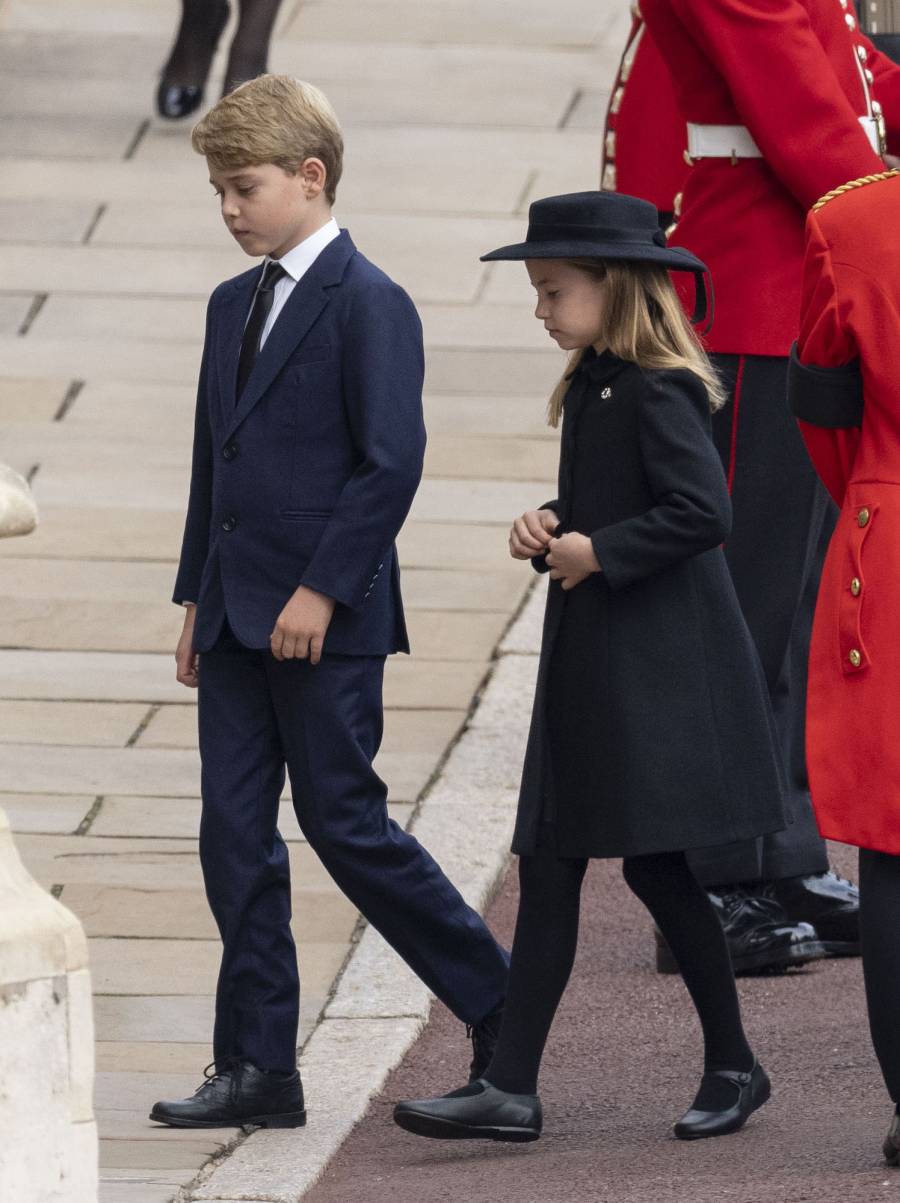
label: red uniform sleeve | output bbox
[863,32,900,154]
[670,0,884,209]
[790,211,861,504]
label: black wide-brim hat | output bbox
[481,191,712,325]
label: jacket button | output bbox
[222,516,237,532]
[858,507,870,527]
[223,442,238,461]
[850,577,861,597]
[848,648,862,668]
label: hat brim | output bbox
[479,240,708,275]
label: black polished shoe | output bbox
[467,1005,504,1081]
[674,1060,771,1140]
[394,1079,541,1143]
[655,887,824,976]
[149,1058,306,1129]
[883,1112,900,1164]
[768,870,860,957]
[155,0,231,120]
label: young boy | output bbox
[150,75,507,1129]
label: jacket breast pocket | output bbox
[284,345,333,382]
[280,509,332,522]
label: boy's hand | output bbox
[271,586,336,665]
[509,508,559,560]
[545,532,601,591]
[175,605,199,688]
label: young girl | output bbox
[393,191,787,1144]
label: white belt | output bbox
[686,117,881,161]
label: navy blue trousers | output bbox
[198,622,509,1072]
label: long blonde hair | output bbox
[546,258,725,427]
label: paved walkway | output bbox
[0,0,628,1199]
[306,842,889,1203]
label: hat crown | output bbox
[527,191,659,236]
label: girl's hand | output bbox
[546,533,601,590]
[509,508,559,560]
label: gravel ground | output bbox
[305,842,899,1203]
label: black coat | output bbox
[516,350,786,859]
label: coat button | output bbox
[848,648,862,668]
[858,507,870,527]
[222,441,238,461]
[850,577,861,597]
[222,516,237,532]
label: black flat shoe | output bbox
[156,0,231,120]
[883,1112,900,1164]
[394,1079,541,1143]
[150,1058,306,1129]
[674,1060,770,1140]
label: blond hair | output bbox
[547,259,725,427]
[192,74,344,204]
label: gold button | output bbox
[858,507,871,527]
[849,649,862,668]
[850,578,861,597]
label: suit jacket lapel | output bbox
[224,230,356,440]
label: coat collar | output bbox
[570,346,627,386]
[219,229,356,437]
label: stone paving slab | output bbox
[0,700,147,745]
[0,374,69,420]
[0,791,95,834]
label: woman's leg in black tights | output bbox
[484,839,588,1095]
[859,848,900,1107]
[623,851,754,1109]
[161,0,231,88]
[224,0,285,93]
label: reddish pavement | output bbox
[305,842,897,1203]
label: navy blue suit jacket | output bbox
[173,230,426,655]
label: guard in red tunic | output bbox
[788,167,900,1165]
[629,0,900,965]
[601,6,687,225]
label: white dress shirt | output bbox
[258,216,341,348]
[182,217,341,607]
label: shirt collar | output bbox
[268,217,341,283]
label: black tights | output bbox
[859,849,900,1106]
[485,839,753,1098]
[163,0,284,94]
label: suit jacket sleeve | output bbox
[299,280,427,610]
[172,297,216,606]
[669,0,883,209]
[590,372,731,591]
[789,210,863,505]
[864,32,900,154]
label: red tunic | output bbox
[641,0,900,356]
[789,170,900,854]
[601,11,688,214]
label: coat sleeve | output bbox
[172,296,217,606]
[590,373,731,591]
[299,280,426,610]
[531,499,561,574]
[788,210,862,506]
[864,32,900,155]
[668,0,884,210]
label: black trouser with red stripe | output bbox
[687,354,835,887]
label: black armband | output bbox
[788,342,864,429]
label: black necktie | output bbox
[236,260,286,403]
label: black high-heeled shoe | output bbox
[156,0,231,120]
[673,1059,771,1140]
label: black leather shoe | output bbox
[149,1059,306,1129]
[394,1079,541,1143]
[883,1112,900,1164]
[674,1060,770,1140]
[656,887,824,976]
[155,0,230,120]
[768,870,860,956]
[467,1005,503,1081]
